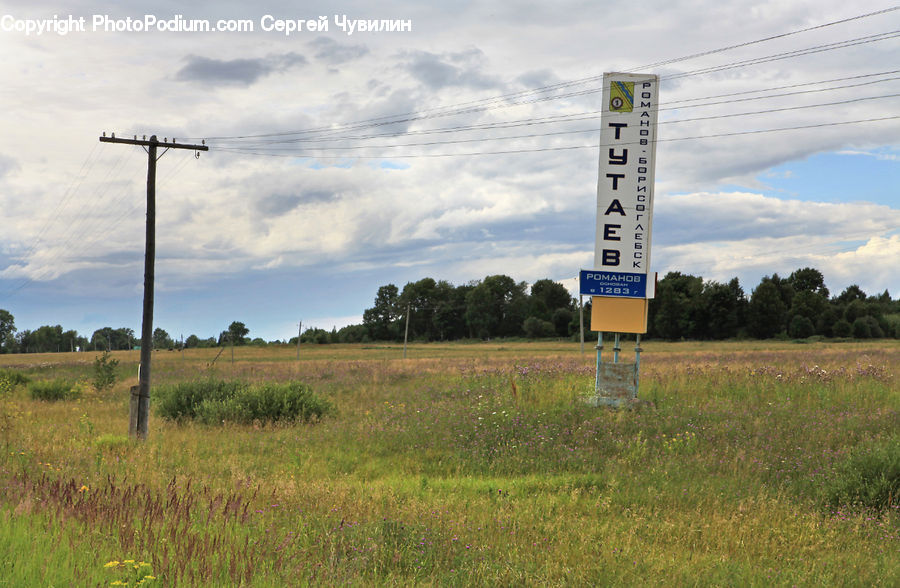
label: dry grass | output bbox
[1,339,897,585]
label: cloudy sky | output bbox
[1,0,898,342]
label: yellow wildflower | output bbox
[103,561,120,568]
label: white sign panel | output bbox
[593,73,659,295]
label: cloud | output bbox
[175,53,307,86]
[256,192,335,216]
[402,48,501,90]
[646,191,900,295]
[838,149,900,162]
[308,37,369,66]
[0,154,17,179]
[654,192,899,245]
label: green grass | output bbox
[0,340,897,585]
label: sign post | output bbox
[582,72,659,406]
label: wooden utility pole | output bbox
[403,304,410,359]
[296,321,302,360]
[98,133,208,440]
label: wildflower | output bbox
[104,561,120,568]
[79,485,89,493]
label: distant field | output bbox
[1,340,897,585]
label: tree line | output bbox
[315,268,899,343]
[0,267,897,353]
[0,317,262,354]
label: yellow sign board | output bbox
[590,296,648,334]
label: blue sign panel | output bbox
[580,270,647,298]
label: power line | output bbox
[211,92,900,154]
[1,148,142,299]
[215,115,900,159]
[2,147,199,301]
[208,70,900,152]
[190,9,900,142]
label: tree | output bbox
[152,327,174,350]
[696,278,746,339]
[529,279,574,321]
[432,281,471,340]
[398,278,440,341]
[184,334,201,348]
[363,284,401,341]
[788,315,815,339]
[650,272,703,339]
[788,290,827,333]
[787,267,829,298]
[747,278,787,338]
[833,318,853,338]
[465,275,528,339]
[227,321,249,345]
[523,316,555,338]
[551,307,575,337]
[836,284,867,305]
[0,309,15,354]
[20,325,66,353]
[91,327,134,351]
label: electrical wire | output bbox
[209,93,900,155]
[208,70,900,149]
[188,14,900,142]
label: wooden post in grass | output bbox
[296,321,302,360]
[403,304,410,359]
[99,133,208,440]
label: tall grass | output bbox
[0,341,897,585]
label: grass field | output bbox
[1,339,898,586]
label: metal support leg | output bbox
[634,334,642,399]
[613,333,621,364]
[594,332,603,394]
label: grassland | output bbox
[0,340,897,586]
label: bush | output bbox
[523,317,555,339]
[823,438,900,513]
[155,379,332,425]
[92,351,119,392]
[0,369,29,395]
[832,319,852,338]
[154,379,244,421]
[29,379,80,402]
[788,315,815,339]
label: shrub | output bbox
[523,317,556,339]
[29,379,80,402]
[788,315,815,339]
[92,351,119,392]
[155,379,332,425]
[832,319,852,338]
[154,379,244,421]
[823,437,900,513]
[1,369,28,395]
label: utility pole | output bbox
[296,321,302,360]
[403,304,410,359]
[99,133,208,440]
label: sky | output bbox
[0,0,898,342]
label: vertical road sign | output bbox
[593,72,659,295]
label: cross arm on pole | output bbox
[99,135,208,151]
